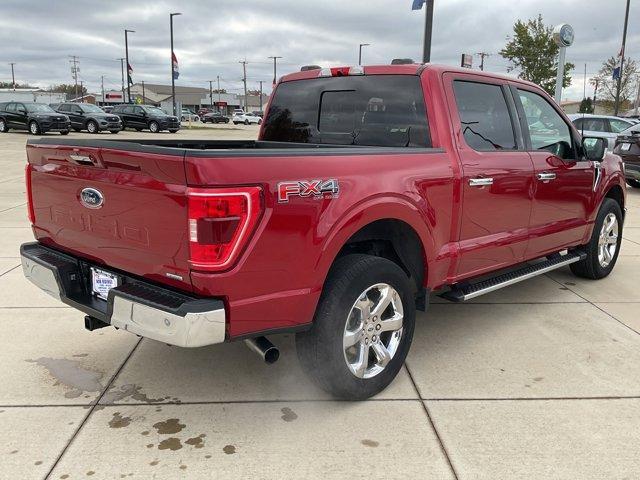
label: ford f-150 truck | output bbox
[21,63,625,399]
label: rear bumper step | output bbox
[20,242,226,347]
[440,251,586,302]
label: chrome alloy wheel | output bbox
[343,283,404,379]
[598,212,619,268]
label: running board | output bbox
[440,251,586,302]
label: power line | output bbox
[69,56,80,100]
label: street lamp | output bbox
[358,43,370,66]
[170,12,182,116]
[124,29,135,103]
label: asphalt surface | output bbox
[1,126,640,479]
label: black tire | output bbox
[149,121,160,133]
[626,179,640,189]
[86,120,99,134]
[110,130,119,134]
[168,129,179,133]
[244,119,249,125]
[570,198,623,279]
[258,119,262,125]
[296,254,415,400]
[60,130,69,135]
[29,121,41,135]
[0,118,8,132]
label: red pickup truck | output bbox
[21,64,625,399]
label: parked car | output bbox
[251,111,264,118]
[101,106,115,114]
[21,64,624,400]
[197,107,215,117]
[0,101,69,135]
[568,114,635,150]
[613,123,640,188]
[111,104,180,133]
[55,102,122,133]
[201,112,230,124]
[181,109,200,122]
[232,111,261,125]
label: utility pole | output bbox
[141,80,145,104]
[117,58,125,103]
[593,78,599,114]
[100,75,105,106]
[583,63,587,100]
[208,80,213,108]
[9,63,16,91]
[268,56,282,86]
[476,52,490,71]
[259,81,263,113]
[634,75,640,116]
[79,81,84,102]
[423,0,435,63]
[240,60,248,111]
[69,56,80,101]
[614,0,631,116]
[170,13,182,116]
[217,75,221,105]
[358,44,370,66]
[124,29,135,103]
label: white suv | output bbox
[232,111,262,125]
[568,114,635,151]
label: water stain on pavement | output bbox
[185,434,206,449]
[27,357,103,398]
[102,384,166,404]
[109,412,132,429]
[158,438,182,451]
[153,418,185,435]
[280,407,298,422]
[361,439,379,447]
[223,445,236,455]
[180,465,187,470]
[149,460,159,466]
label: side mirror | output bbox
[582,136,606,161]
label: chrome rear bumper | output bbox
[20,242,226,348]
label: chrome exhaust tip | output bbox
[244,336,280,364]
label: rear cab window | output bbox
[263,75,431,147]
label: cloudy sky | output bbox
[0,0,638,101]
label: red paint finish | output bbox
[26,64,626,339]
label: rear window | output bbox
[262,75,430,147]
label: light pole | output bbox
[268,56,282,86]
[358,44,370,66]
[9,63,16,91]
[117,58,125,102]
[614,0,631,116]
[124,29,135,103]
[170,12,182,116]
[552,24,574,104]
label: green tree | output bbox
[578,97,593,113]
[592,56,638,107]
[0,81,35,89]
[49,83,87,97]
[500,14,574,96]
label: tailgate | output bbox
[26,142,192,292]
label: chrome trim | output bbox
[460,254,583,301]
[21,256,61,300]
[593,161,603,192]
[469,177,494,187]
[536,172,557,182]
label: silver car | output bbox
[568,113,635,150]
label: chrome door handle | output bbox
[536,172,557,182]
[469,177,494,187]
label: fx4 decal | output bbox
[277,179,340,203]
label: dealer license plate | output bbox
[621,143,631,151]
[91,267,119,300]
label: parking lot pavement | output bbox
[1,129,640,479]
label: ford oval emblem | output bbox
[80,187,104,209]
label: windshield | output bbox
[25,104,55,113]
[143,106,167,115]
[80,104,105,113]
[262,75,430,147]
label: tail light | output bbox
[319,66,364,77]
[25,164,35,224]
[187,186,262,271]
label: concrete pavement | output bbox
[1,128,640,479]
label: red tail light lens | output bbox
[25,164,35,224]
[187,187,262,271]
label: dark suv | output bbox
[111,104,180,133]
[201,111,230,124]
[56,103,122,133]
[0,102,70,135]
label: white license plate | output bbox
[91,268,119,300]
[621,143,632,151]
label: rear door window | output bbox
[452,80,517,151]
[574,117,607,132]
[263,75,430,147]
[6,103,16,113]
[610,118,632,133]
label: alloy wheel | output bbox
[598,212,619,268]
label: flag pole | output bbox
[614,0,631,116]
[422,0,434,63]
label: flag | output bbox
[612,46,624,80]
[172,52,179,80]
[127,62,133,85]
[412,0,426,9]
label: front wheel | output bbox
[296,254,415,400]
[0,118,8,132]
[60,130,69,135]
[626,179,640,189]
[86,120,98,133]
[29,121,41,135]
[570,198,623,279]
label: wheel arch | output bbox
[604,184,625,216]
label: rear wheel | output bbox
[244,119,249,125]
[0,118,8,132]
[168,129,179,133]
[570,198,623,279]
[296,254,415,400]
[626,179,640,189]
[110,130,119,134]
[149,121,159,133]
[29,121,41,135]
[60,130,69,135]
[86,120,98,133]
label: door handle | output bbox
[469,177,494,187]
[536,172,557,182]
